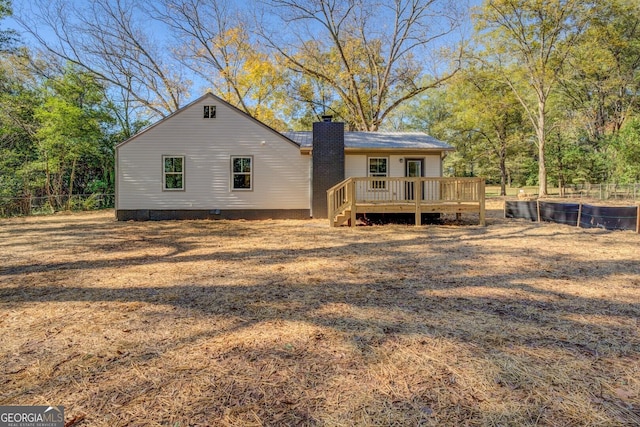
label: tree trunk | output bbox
[67,158,77,211]
[54,166,64,210]
[557,141,565,197]
[538,141,547,197]
[537,103,547,196]
[499,144,507,196]
[44,151,54,208]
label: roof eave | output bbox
[344,147,454,153]
[301,146,454,154]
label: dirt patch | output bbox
[1,204,639,426]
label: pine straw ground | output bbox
[0,200,639,427]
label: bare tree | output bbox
[152,0,247,109]
[13,0,189,118]
[260,0,465,131]
[150,0,290,128]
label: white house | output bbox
[115,92,456,221]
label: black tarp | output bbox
[539,202,580,226]
[579,205,638,231]
[504,201,538,221]
[505,201,638,232]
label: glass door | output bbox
[405,159,423,200]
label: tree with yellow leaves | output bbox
[154,0,290,129]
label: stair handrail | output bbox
[327,177,354,225]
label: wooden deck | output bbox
[327,177,486,227]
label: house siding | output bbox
[345,154,442,178]
[116,95,310,214]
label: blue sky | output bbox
[7,0,482,54]
[4,0,484,108]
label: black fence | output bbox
[505,200,640,232]
[0,194,115,217]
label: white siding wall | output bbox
[117,96,310,210]
[345,153,442,178]
[422,155,442,177]
[345,155,366,179]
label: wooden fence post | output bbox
[577,203,582,228]
[536,199,541,223]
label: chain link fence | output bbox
[0,194,115,217]
[561,183,640,200]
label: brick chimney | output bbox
[312,117,345,218]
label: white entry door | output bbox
[405,159,423,200]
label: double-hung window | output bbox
[163,155,184,190]
[368,157,388,189]
[231,156,252,190]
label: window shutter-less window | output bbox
[231,156,252,190]
[163,155,185,190]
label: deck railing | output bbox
[327,177,485,227]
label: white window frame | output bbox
[162,155,185,191]
[231,156,253,191]
[203,105,216,119]
[368,156,388,190]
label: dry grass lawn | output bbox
[1,200,639,426]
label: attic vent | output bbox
[203,105,216,119]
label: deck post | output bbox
[327,189,334,227]
[350,179,357,227]
[414,177,422,226]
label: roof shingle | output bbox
[282,131,452,150]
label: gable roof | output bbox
[115,92,451,154]
[116,92,300,149]
[282,131,453,153]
